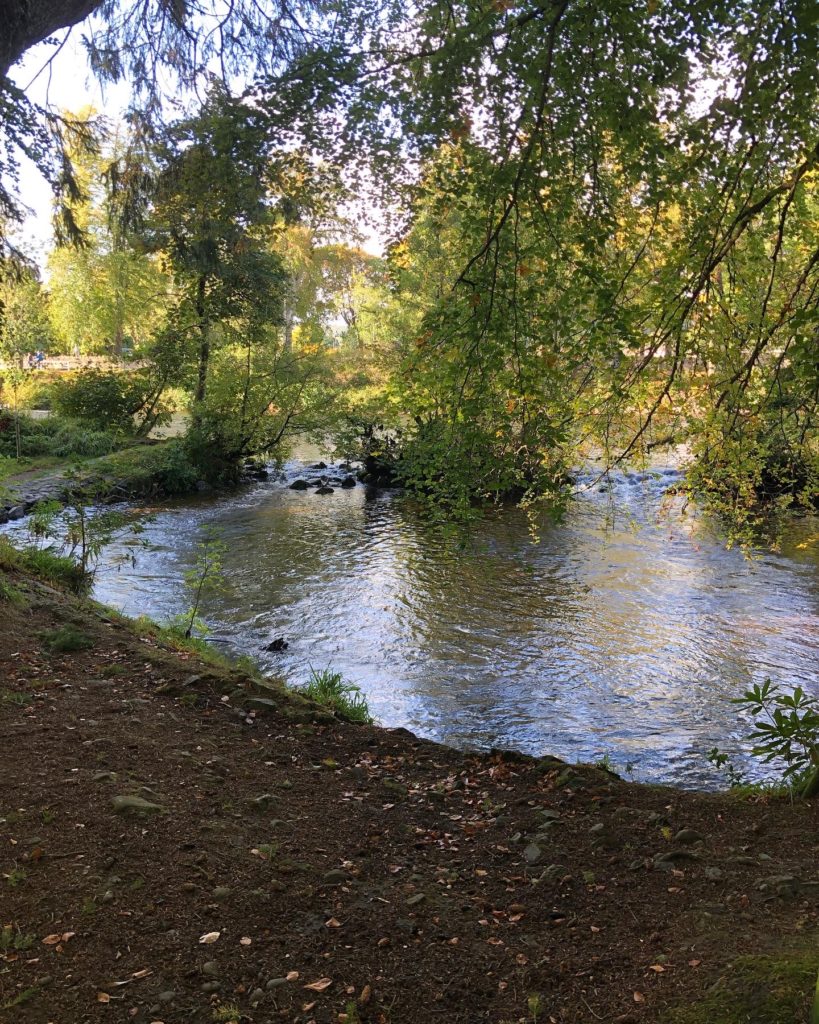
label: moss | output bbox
[664,951,819,1024]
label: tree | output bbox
[146,89,285,410]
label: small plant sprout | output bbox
[527,993,544,1023]
[181,527,229,638]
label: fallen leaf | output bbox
[688,959,702,968]
[198,931,220,944]
[358,984,372,1005]
[132,969,153,979]
[240,936,252,946]
[648,964,666,973]
[43,931,73,946]
[302,1001,317,1012]
[304,977,333,992]
[325,918,342,928]
[633,991,645,1003]
[97,992,111,1003]
[286,971,300,982]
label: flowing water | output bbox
[5,452,819,788]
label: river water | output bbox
[5,455,819,788]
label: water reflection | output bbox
[6,460,819,788]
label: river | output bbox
[4,453,819,788]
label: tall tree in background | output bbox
[46,112,168,356]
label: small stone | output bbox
[201,981,221,993]
[704,867,723,881]
[212,886,231,901]
[406,893,426,906]
[101,890,114,903]
[523,843,544,866]
[252,794,276,811]
[266,978,288,990]
[158,991,175,1003]
[111,795,164,815]
[202,962,219,977]
[250,988,264,1005]
[674,828,705,845]
[323,869,349,884]
[654,850,700,864]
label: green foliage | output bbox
[733,680,819,798]
[302,668,373,724]
[51,369,172,436]
[0,412,118,461]
[7,543,91,594]
[180,529,230,638]
[0,273,54,359]
[42,625,95,653]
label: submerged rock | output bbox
[340,476,357,488]
[315,485,335,495]
[289,479,309,490]
[266,638,288,652]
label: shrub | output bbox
[52,369,172,436]
[0,412,117,460]
[302,668,373,724]
[713,680,819,798]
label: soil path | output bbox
[0,567,817,1023]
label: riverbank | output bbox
[0,440,208,525]
[0,551,818,1023]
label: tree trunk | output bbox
[0,0,102,77]
[193,274,209,408]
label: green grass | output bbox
[0,924,34,953]
[0,539,90,594]
[42,624,95,653]
[302,668,373,724]
[663,951,819,1024]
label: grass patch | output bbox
[4,866,27,887]
[42,624,95,653]
[0,924,35,953]
[663,950,819,1024]
[0,539,90,594]
[302,668,373,724]
[0,572,26,604]
[1,985,43,1011]
[0,690,32,706]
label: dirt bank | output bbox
[0,558,817,1023]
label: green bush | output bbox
[51,369,172,436]
[51,370,140,433]
[0,412,117,460]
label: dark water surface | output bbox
[6,456,819,787]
